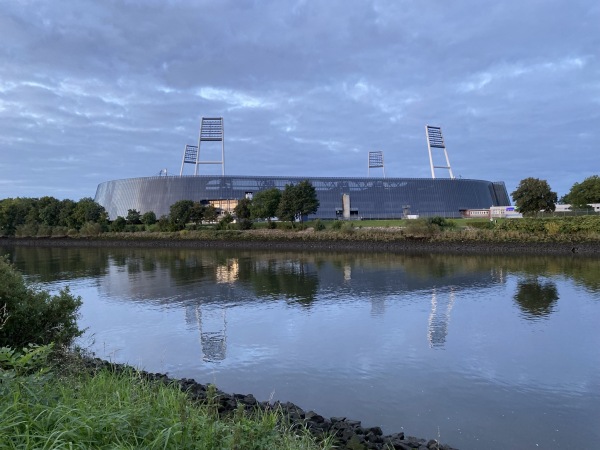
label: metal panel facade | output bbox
[95,175,510,220]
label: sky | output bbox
[1,0,598,202]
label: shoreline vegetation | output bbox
[4,218,600,255]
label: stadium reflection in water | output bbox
[2,246,600,450]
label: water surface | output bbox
[3,246,599,449]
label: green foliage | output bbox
[204,204,218,223]
[511,178,557,217]
[404,219,441,237]
[495,216,600,236]
[111,216,127,232]
[427,216,454,228]
[141,211,157,226]
[79,221,103,236]
[189,202,206,225]
[0,360,330,450]
[0,257,83,348]
[0,344,54,395]
[251,188,281,222]
[157,215,172,231]
[169,200,195,230]
[331,220,343,230]
[312,219,326,231]
[72,198,108,229]
[234,197,253,220]
[277,180,320,223]
[561,175,600,208]
[126,209,142,224]
[216,212,235,230]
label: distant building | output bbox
[95,175,511,221]
[94,119,511,220]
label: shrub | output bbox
[341,222,355,234]
[238,219,254,230]
[404,218,439,238]
[36,225,52,237]
[331,220,343,230]
[111,216,126,232]
[0,257,83,348]
[79,222,102,237]
[313,219,326,231]
[51,226,69,237]
[14,223,37,237]
[427,216,455,229]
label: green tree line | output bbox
[512,175,600,217]
[0,180,320,236]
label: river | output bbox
[2,245,599,449]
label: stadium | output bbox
[94,119,511,220]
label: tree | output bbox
[277,180,319,224]
[250,188,281,223]
[561,175,600,208]
[111,216,126,232]
[234,198,253,230]
[204,204,218,223]
[189,202,205,225]
[169,200,194,230]
[234,198,252,220]
[141,211,157,226]
[72,198,108,229]
[511,178,557,216]
[295,180,320,219]
[38,196,62,227]
[126,209,141,225]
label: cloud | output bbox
[0,0,598,200]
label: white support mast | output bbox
[425,125,454,179]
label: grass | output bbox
[0,348,331,450]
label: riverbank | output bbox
[82,357,456,450]
[3,233,600,256]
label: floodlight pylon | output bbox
[425,125,454,179]
[180,117,225,176]
[368,151,385,177]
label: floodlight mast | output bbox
[425,125,454,179]
[368,151,386,178]
[180,117,225,176]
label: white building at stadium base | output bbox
[93,119,511,220]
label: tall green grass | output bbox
[0,348,331,450]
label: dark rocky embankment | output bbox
[83,357,456,450]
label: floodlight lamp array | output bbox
[426,126,445,148]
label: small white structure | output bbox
[490,206,522,219]
[555,203,600,213]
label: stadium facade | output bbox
[94,119,510,220]
[94,175,510,220]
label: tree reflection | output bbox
[513,278,559,320]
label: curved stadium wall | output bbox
[94,175,510,220]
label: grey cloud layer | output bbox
[1,0,598,199]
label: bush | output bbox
[313,219,326,231]
[238,219,254,230]
[0,257,83,348]
[111,216,126,232]
[51,226,69,237]
[14,223,37,237]
[427,216,455,229]
[331,220,343,230]
[79,222,102,237]
[36,225,52,237]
